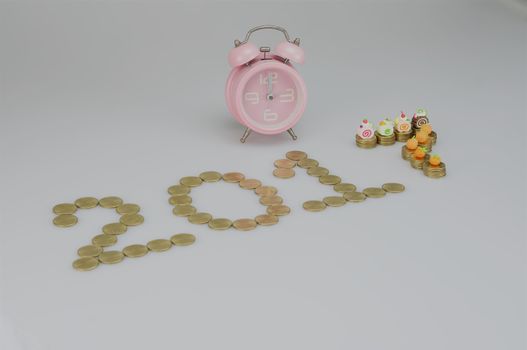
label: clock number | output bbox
[244,92,259,104]
[263,109,278,122]
[279,88,295,103]
[259,72,278,85]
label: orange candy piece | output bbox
[420,124,433,135]
[414,147,426,159]
[406,137,418,150]
[429,155,441,166]
[416,131,429,143]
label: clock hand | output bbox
[267,74,274,100]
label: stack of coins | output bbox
[410,155,426,169]
[423,161,446,178]
[355,135,377,149]
[401,145,415,160]
[394,129,413,142]
[170,171,289,231]
[429,131,437,144]
[375,131,396,146]
[415,121,437,147]
[273,156,297,179]
[422,155,446,178]
[418,138,433,152]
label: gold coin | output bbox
[173,204,197,217]
[208,218,232,230]
[363,187,386,198]
[423,162,447,178]
[307,167,329,177]
[53,203,77,215]
[170,233,196,246]
[255,186,277,197]
[99,196,123,208]
[286,150,307,161]
[168,184,190,196]
[74,197,99,209]
[53,214,78,227]
[273,168,295,179]
[120,213,144,226]
[323,196,347,207]
[255,214,279,226]
[116,203,140,215]
[319,175,342,185]
[199,171,222,182]
[102,222,127,235]
[259,195,283,206]
[344,191,367,202]
[123,244,148,258]
[147,239,172,252]
[98,250,125,264]
[233,218,257,231]
[297,158,319,169]
[180,176,203,187]
[77,245,102,257]
[188,212,212,225]
[169,195,192,205]
[274,159,296,168]
[267,204,291,216]
[222,172,245,183]
[303,200,327,212]
[72,257,99,271]
[382,183,406,193]
[239,179,262,190]
[92,234,117,247]
[333,183,357,193]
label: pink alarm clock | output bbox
[225,25,307,143]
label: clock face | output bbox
[238,64,305,133]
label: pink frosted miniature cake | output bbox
[394,112,413,142]
[355,119,377,149]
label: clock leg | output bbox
[287,128,298,140]
[240,128,252,143]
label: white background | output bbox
[1,1,526,349]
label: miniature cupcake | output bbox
[410,146,428,169]
[412,108,430,131]
[375,118,396,146]
[423,154,446,178]
[394,112,413,142]
[355,119,377,149]
[401,137,418,160]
